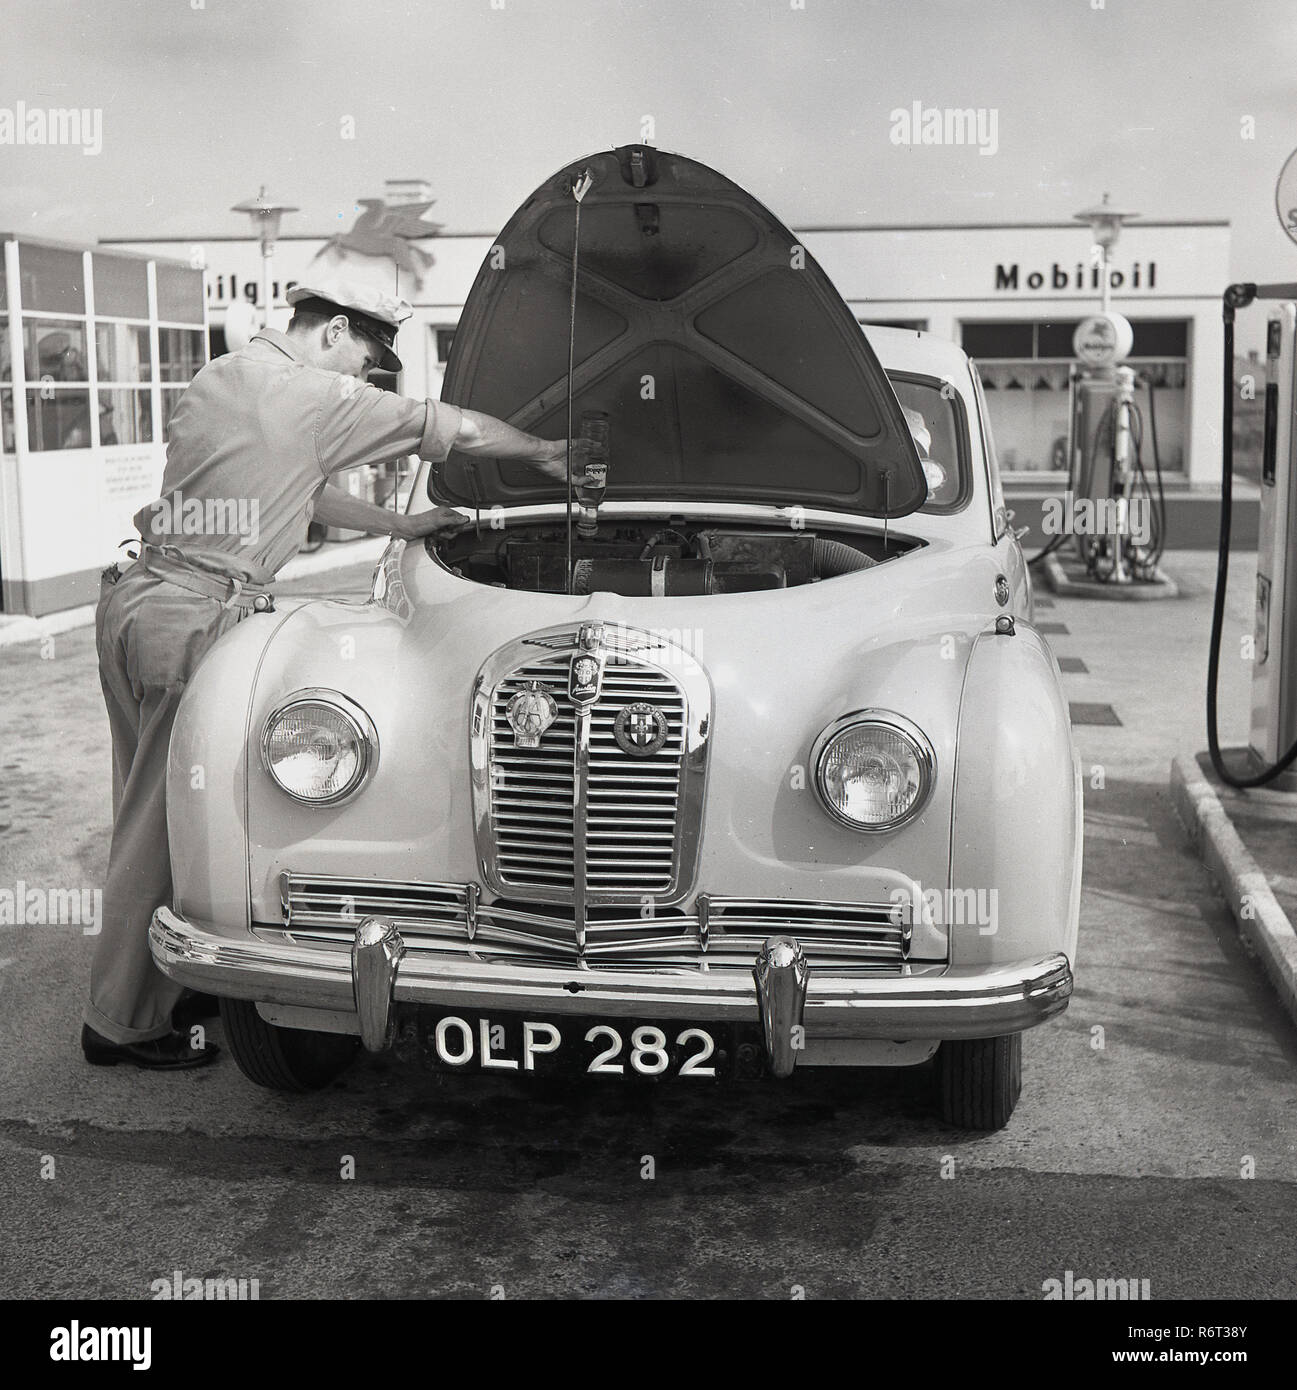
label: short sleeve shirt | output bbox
[133,329,461,581]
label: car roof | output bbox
[860,324,974,381]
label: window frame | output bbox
[884,369,974,517]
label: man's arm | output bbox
[312,479,465,541]
[450,407,590,480]
[315,377,589,481]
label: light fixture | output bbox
[231,186,299,327]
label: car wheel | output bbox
[220,997,360,1092]
[934,1033,1022,1131]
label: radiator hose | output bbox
[813,537,876,578]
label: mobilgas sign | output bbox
[207,274,299,307]
[994,261,1156,292]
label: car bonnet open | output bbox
[431,144,927,518]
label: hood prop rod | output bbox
[881,469,891,555]
[565,169,594,595]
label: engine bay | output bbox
[430,521,920,595]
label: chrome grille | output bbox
[276,875,913,975]
[491,659,577,890]
[485,644,689,899]
[587,664,684,892]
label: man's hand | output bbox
[453,409,601,478]
[529,437,596,482]
[397,506,470,541]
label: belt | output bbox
[140,544,276,613]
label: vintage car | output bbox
[150,145,1081,1130]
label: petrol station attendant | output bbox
[83,278,581,1070]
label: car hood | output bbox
[431,144,926,517]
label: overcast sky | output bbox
[3,0,1297,289]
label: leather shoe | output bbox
[82,1023,219,1070]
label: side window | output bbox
[886,374,969,513]
[970,361,1009,538]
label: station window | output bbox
[17,244,85,315]
[0,314,9,450]
[960,317,1189,475]
[23,320,88,383]
[960,321,1036,359]
[158,327,204,383]
[94,286,153,447]
[96,388,152,446]
[435,328,456,363]
[26,389,93,451]
[95,322,151,383]
[91,255,149,320]
[155,264,204,325]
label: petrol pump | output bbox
[1033,197,1168,584]
[1066,312,1160,582]
[1208,281,1297,789]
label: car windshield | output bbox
[888,375,968,512]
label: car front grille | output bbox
[490,658,686,896]
[473,625,710,910]
[275,874,913,975]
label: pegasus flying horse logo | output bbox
[316,199,444,287]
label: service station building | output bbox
[0,212,1230,616]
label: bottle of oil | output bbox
[576,410,609,538]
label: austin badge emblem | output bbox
[569,653,602,705]
[613,702,669,757]
[506,681,558,749]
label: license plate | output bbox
[416,1010,727,1080]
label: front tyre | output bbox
[220,997,360,1092]
[934,1033,1022,1130]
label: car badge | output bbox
[613,702,669,757]
[506,681,558,749]
[569,650,604,705]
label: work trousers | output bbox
[84,563,243,1043]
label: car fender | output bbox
[166,604,304,930]
[948,622,1081,968]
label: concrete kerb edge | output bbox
[1170,753,1297,1025]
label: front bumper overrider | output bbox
[150,906,1072,1071]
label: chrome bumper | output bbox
[150,906,1072,1065]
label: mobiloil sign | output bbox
[994,260,1156,292]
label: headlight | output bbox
[811,710,935,832]
[261,690,378,806]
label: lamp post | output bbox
[231,187,298,329]
[1073,193,1139,315]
